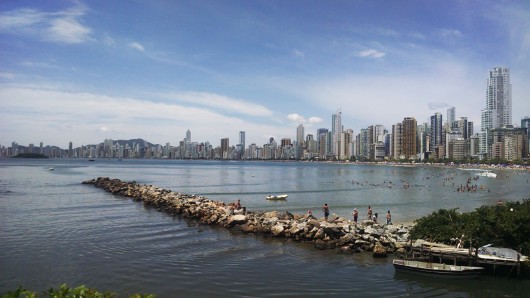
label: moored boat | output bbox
[393,259,484,278]
[266,194,288,200]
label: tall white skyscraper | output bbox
[481,67,512,130]
[447,107,455,125]
[332,110,342,157]
[185,129,191,143]
[479,67,512,157]
[296,124,304,147]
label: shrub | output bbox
[410,199,530,256]
[1,285,155,298]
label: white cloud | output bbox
[357,49,386,59]
[439,28,463,39]
[0,85,289,146]
[292,49,305,58]
[0,4,92,44]
[0,72,16,79]
[287,113,305,122]
[128,42,145,52]
[287,113,323,124]
[162,91,273,117]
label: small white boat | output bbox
[48,167,54,171]
[393,259,484,278]
[478,245,528,262]
[266,194,288,200]
[477,171,497,178]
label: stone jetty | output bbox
[82,177,412,257]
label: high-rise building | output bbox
[221,138,229,159]
[239,131,245,151]
[186,129,191,143]
[402,117,417,159]
[430,112,443,152]
[447,107,455,125]
[522,116,530,154]
[482,67,512,130]
[332,110,342,157]
[480,67,512,157]
[391,123,403,159]
[296,124,304,147]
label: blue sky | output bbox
[1,0,529,148]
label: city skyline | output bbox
[1,1,529,148]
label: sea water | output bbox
[1,159,529,297]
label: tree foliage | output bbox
[410,199,530,256]
[1,285,155,298]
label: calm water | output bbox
[1,159,529,297]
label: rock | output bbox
[313,228,325,240]
[240,223,256,233]
[314,239,336,250]
[373,243,388,258]
[227,214,247,227]
[364,226,381,238]
[362,220,374,226]
[271,224,285,236]
[263,211,279,218]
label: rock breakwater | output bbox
[82,177,412,257]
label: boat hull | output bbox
[393,259,484,278]
[266,194,288,200]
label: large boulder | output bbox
[227,214,247,227]
[271,224,285,236]
[373,243,388,258]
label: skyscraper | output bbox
[296,124,304,147]
[447,107,455,125]
[402,117,417,159]
[239,131,245,151]
[480,67,512,157]
[332,110,342,157]
[483,67,512,130]
[186,129,191,143]
[430,112,443,152]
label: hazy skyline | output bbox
[1,0,529,148]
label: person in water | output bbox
[367,205,373,220]
[386,210,392,225]
[352,208,358,224]
[322,203,329,221]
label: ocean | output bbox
[1,159,529,297]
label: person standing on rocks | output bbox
[352,208,358,224]
[367,205,373,220]
[322,203,329,221]
[386,210,392,225]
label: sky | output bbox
[1,0,529,149]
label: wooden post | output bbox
[517,253,521,277]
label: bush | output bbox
[410,199,530,256]
[1,285,155,298]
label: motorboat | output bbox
[266,194,288,200]
[393,259,484,278]
[477,171,497,178]
[478,245,528,262]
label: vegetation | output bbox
[11,153,48,158]
[1,284,154,298]
[410,199,530,255]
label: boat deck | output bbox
[408,240,528,277]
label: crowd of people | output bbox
[319,203,392,225]
[232,198,393,225]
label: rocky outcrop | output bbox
[82,177,412,256]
